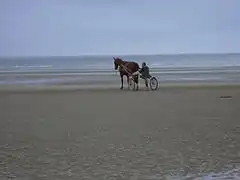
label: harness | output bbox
[119,62,136,76]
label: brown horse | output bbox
[113,57,140,90]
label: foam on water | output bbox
[146,167,240,180]
[0,77,84,85]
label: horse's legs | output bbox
[136,76,139,91]
[120,74,123,89]
[134,75,139,91]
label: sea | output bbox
[1,53,240,87]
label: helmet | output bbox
[142,62,146,67]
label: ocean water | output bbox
[0,54,240,85]
[1,54,240,72]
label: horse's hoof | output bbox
[120,87,123,90]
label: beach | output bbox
[1,85,240,180]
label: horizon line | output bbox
[0,52,240,58]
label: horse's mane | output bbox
[122,60,137,65]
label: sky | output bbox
[0,0,239,56]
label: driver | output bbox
[139,62,151,88]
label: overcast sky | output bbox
[0,0,239,56]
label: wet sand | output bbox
[0,86,240,179]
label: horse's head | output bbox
[113,57,123,70]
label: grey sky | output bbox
[0,0,239,56]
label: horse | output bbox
[113,57,140,90]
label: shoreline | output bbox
[1,83,240,93]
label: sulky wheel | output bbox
[149,76,158,91]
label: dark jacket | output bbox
[139,66,150,78]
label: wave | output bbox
[0,65,52,69]
[0,77,83,85]
[14,65,53,68]
[147,167,240,180]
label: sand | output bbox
[0,86,240,180]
